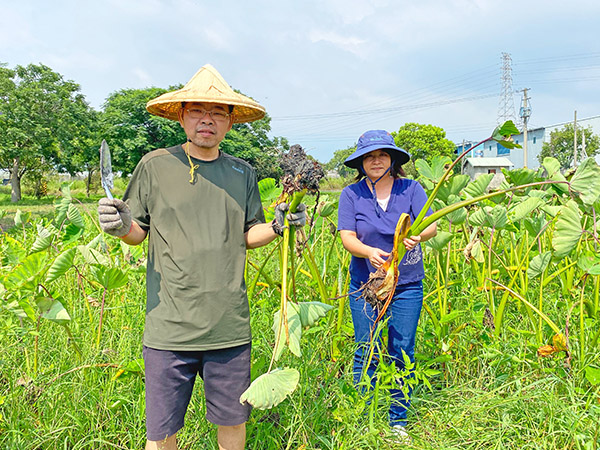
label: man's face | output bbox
[179,102,233,152]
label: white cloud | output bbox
[308,30,369,58]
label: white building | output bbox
[462,157,513,189]
[456,114,600,170]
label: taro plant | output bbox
[0,184,134,373]
[356,121,600,378]
[358,121,525,322]
[240,144,335,410]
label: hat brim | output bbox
[344,144,411,169]
[146,94,266,124]
[146,64,266,124]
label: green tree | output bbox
[538,123,600,170]
[0,63,94,202]
[100,87,186,176]
[100,88,287,180]
[324,146,355,178]
[392,122,455,162]
[56,108,103,197]
[221,114,288,180]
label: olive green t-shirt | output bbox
[123,145,265,350]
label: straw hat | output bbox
[146,64,266,123]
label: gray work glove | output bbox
[98,198,132,237]
[272,202,307,236]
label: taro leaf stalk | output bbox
[240,144,334,410]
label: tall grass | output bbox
[1,159,600,449]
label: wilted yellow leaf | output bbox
[552,333,568,352]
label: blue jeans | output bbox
[349,279,423,427]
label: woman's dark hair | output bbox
[353,152,407,181]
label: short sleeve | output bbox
[123,160,151,231]
[244,170,265,232]
[337,187,357,232]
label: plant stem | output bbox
[96,287,107,350]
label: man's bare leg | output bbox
[146,433,177,450]
[218,423,246,450]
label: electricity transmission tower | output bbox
[497,52,517,126]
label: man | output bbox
[97,64,305,450]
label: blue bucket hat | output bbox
[343,130,410,170]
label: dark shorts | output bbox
[143,343,252,442]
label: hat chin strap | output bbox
[365,166,391,218]
[184,140,199,184]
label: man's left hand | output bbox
[273,203,307,235]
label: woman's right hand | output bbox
[366,247,390,270]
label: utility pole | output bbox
[573,110,578,167]
[519,88,531,168]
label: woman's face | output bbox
[362,149,391,180]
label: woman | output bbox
[337,129,437,439]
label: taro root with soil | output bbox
[360,213,412,322]
[279,144,324,210]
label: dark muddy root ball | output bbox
[279,144,325,194]
[360,270,388,311]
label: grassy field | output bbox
[1,175,599,449]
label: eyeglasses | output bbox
[184,107,231,122]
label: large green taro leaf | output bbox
[297,301,334,327]
[425,231,453,252]
[415,155,452,183]
[239,368,300,410]
[46,248,77,283]
[469,205,507,229]
[577,251,600,276]
[78,245,110,266]
[542,157,569,195]
[464,174,494,198]
[552,200,582,258]
[570,158,600,206]
[35,296,71,324]
[436,174,470,203]
[542,157,561,177]
[272,303,302,360]
[30,224,54,254]
[445,198,467,225]
[509,197,545,222]
[4,252,48,291]
[67,203,85,229]
[90,266,128,290]
[527,252,552,279]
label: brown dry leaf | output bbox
[537,344,557,357]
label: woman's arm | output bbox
[402,222,437,251]
[339,230,390,269]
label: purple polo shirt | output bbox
[337,178,432,286]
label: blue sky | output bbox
[2,0,599,163]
